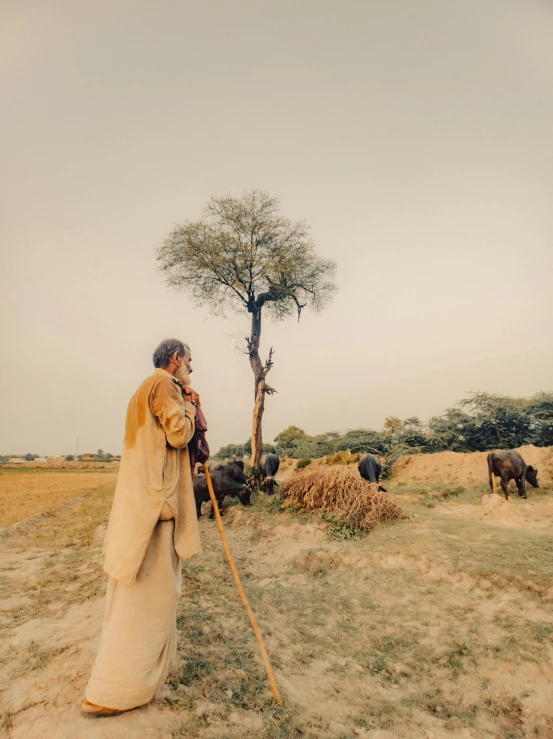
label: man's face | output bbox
[174,348,192,384]
[182,349,193,375]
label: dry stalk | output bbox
[281,465,405,532]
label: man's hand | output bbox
[181,386,200,406]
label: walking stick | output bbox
[202,463,283,707]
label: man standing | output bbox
[81,338,201,717]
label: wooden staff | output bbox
[203,463,283,707]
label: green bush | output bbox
[296,458,312,469]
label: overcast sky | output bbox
[1,0,552,456]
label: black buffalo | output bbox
[194,460,251,518]
[260,453,280,495]
[358,453,387,492]
[487,450,539,500]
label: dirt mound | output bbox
[392,445,553,487]
[438,492,553,531]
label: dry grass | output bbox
[0,470,118,527]
[324,450,360,465]
[3,461,553,738]
[281,465,405,532]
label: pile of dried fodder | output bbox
[281,465,406,533]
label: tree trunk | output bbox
[248,305,265,471]
[251,375,266,471]
[247,302,276,471]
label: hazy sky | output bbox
[1,0,552,456]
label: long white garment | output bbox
[86,520,180,710]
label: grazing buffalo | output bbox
[194,460,251,518]
[358,453,387,492]
[487,450,539,500]
[260,453,280,495]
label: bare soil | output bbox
[1,450,553,739]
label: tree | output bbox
[383,417,403,447]
[336,429,388,455]
[427,408,474,452]
[526,392,553,447]
[458,392,531,450]
[157,190,337,469]
[274,426,308,447]
[214,443,246,460]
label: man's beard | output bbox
[175,363,191,387]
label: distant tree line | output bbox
[214,438,276,461]
[213,392,553,462]
[0,453,40,463]
[0,449,117,463]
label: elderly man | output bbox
[81,339,201,718]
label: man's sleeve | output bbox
[150,379,195,449]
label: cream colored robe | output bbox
[86,520,180,710]
[86,369,201,709]
[103,367,201,583]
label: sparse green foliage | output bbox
[320,512,361,540]
[296,458,312,469]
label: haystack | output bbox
[281,465,405,532]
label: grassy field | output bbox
[0,469,118,527]
[1,469,553,738]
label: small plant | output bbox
[296,458,312,469]
[319,511,360,540]
[443,486,465,499]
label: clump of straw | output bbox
[281,465,405,532]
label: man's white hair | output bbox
[152,339,190,369]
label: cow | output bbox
[260,453,280,495]
[193,460,251,519]
[357,453,387,492]
[487,450,539,500]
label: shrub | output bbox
[296,458,312,469]
[325,451,360,465]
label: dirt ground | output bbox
[1,450,553,739]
